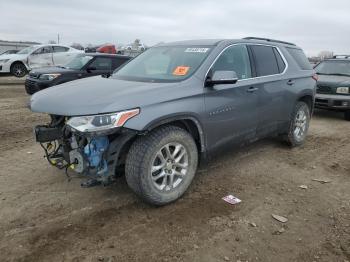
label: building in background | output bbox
[0,40,40,54]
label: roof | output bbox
[324,58,350,62]
[156,37,300,48]
[157,39,225,46]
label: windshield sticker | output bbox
[185,48,209,53]
[173,66,190,76]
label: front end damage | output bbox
[35,114,137,187]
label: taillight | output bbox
[312,74,318,81]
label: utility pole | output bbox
[57,34,60,44]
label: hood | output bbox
[30,76,192,116]
[29,66,76,76]
[317,74,350,87]
[0,53,27,61]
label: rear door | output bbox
[204,44,259,153]
[52,46,73,66]
[249,45,288,137]
[28,46,53,68]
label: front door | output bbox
[204,44,259,153]
[28,46,53,69]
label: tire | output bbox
[285,101,311,147]
[345,110,350,121]
[125,125,198,206]
[10,62,27,78]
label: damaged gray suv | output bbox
[30,37,316,205]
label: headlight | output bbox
[336,87,349,94]
[39,73,61,81]
[0,59,9,64]
[67,108,140,133]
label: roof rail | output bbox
[243,37,296,46]
[333,55,350,59]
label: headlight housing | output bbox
[0,59,9,64]
[67,108,140,133]
[336,87,349,94]
[39,73,61,81]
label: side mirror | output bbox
[205,70,239,87]
[86,66,97,72]
[101,73,111,78]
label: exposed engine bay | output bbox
[35,115,136,187]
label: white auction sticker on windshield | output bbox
[185,48,209,53]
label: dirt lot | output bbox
[0,85,349,262]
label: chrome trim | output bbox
[205,43,289,83]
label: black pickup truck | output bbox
[25,53,130,94]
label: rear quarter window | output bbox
[286,47,312,70]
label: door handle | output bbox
[287,80,295,86]
[246,87,259,93]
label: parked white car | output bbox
[0,44,82,77]
[121,43,146,52]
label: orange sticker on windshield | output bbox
[173,66,190,76]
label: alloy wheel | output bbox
[151,142,189,191]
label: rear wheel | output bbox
[345,110,350,121]
[10,62,27,77]
[285,101,311,147]
[125,126,198,206]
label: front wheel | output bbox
[344,110,350,121]
[285,101,311,147]
[125,126,198,206]
[10,62,27,78]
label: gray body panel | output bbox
[30,38,316,157]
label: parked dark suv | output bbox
[314,55,350,120]
[30,37,316,205]
[25,53,130,94]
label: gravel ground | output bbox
[0,85,349,262]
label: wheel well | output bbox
[10,61,27,70]
[148,119,203,154]
[115,119,204,170]
[298,95,314,113]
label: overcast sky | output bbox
[1,0,349,56]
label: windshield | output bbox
[315,61,350,76]
[65,55,94,70]
[17,46,38,54]
[113,46,212,82]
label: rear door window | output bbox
[286,47,312,70]
[250,45,280,76]
[113,57,129,69]
[211,45,252,80]
[53,46,69,53]
[273,48,286,73]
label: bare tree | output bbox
[71,43,84,50]
[132,39,141,49]
[318,51,334,60]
